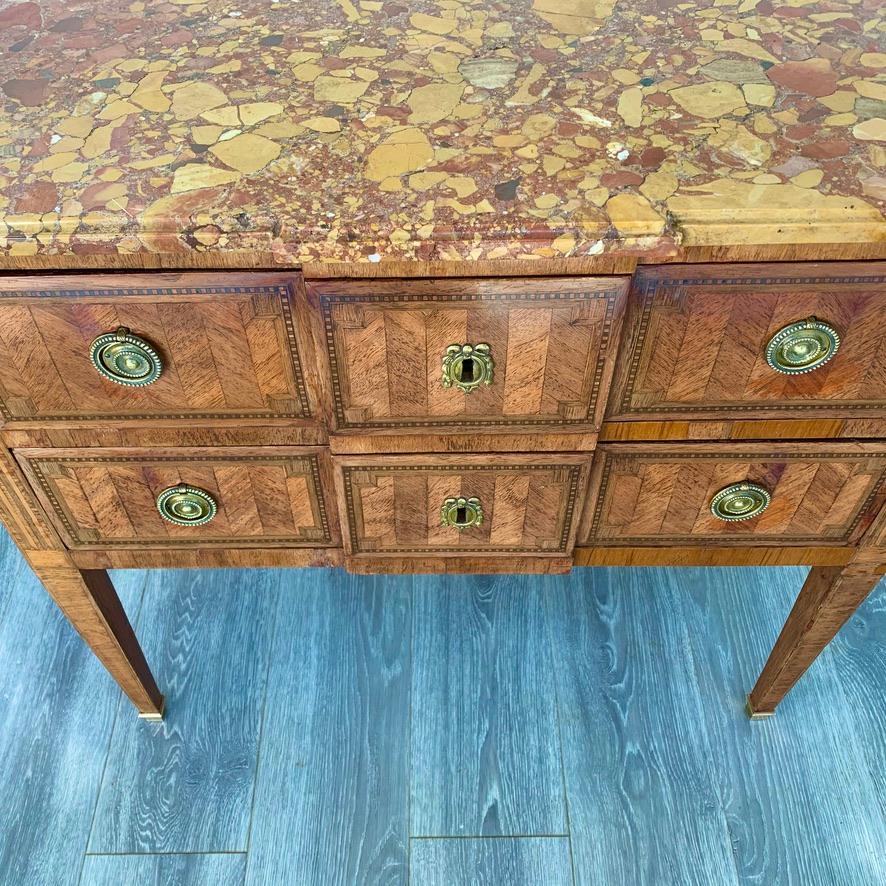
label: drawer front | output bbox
[309,277,628,431]
[609,263,886,421]
[336,455,589,556]
[15,447,338,548]
[0,273,313,423]
[582,444,886,546]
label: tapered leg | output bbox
[747,564,883,718]
[29,552,164,718]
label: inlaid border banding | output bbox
[321,287,621,429]
[24,453,332,548]
[618,272,886,416]
[587,450,886,545]
[343,462,583,554]
[0,283,311,422]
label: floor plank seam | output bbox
[84,850,248,857]
[674,568,745,886]
[542,587,578,886]
[408,833,571,840]
[828,611,886,833]
[0,557,26,635]
[241,571,284,866]
[406,575,415,884]
[4,552,886,886]
[78,571,150,884]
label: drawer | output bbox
[609,263,886,422]
[307,277,628,431]
[335,454,590,556]
[581,443,886,546]
[0,273,315,423]
[15,447,339,549]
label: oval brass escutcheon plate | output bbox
[710,482,771,522]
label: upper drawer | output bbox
[307,277,628,431]
[581,443,886,546]
[15,446,338,549]
[609,263,886,421]
[0,273,315,424]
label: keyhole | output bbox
[460,357,475,382]
[456,505,467,524]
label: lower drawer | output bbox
[15,447,339,549]
[335,454,590,557]
[581,443,886,546]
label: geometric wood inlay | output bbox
[0,273,311,422]
[311,277,628,430]
[338,455,588,555]
[14,447,336,549]
[610,263,886,421]
[582,443,886,546]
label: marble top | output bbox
[0,0,884,265]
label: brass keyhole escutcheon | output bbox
[710,482,771,522]
[156,484,218,527]
[441,343,494,394]
[90,326,163,387]
[765,317,840,375]
[441,496,484,530]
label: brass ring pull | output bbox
[441,496,483,530]
[710,482,771,522]
[90,326,162,387]
[441,343,493,393]
[156,484,217,526]
[765,317,840,375]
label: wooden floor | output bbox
[1,531,884,885]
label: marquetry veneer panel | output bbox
[581,443,886,546]
[15,447,338,549]
[0,273,313,423]
[609,262,886,422]
[307,277,628,430]
[335,454,590,556]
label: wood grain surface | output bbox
[599,418,886,442]
[245,569,411,886]
[16,446,338,549]
[80,853,246,886]
[581,442,886,546]
[0,535,145,886]
[27,553,163,714]
[410,576,566,837]
[327,430,598,455]
[3,534,886,883]
[0,273,317,424]
[546,568,738,886]
[1,421,329,452]
[748,563,885,715]
[679,566,886,884]
[831,584,886,822]
[70,547,344,570]
[336,453,589,557]
[410,838,573,886]
[574,545,853,567]
[306,277,627,431]
[345,554,573,574]
[609,262,886,422]
[88,569,281,853]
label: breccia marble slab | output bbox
[0,0,884,264]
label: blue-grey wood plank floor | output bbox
[1,529,884,886]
